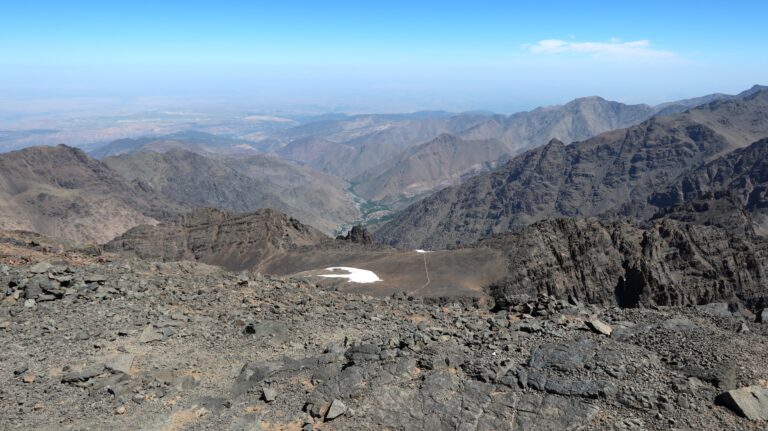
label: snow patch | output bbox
[234,144,257,151]
[319,267,382,283]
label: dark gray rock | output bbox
[529,339,595,371]
[61,366,105,383]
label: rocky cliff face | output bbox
[482,218,768,312]
[478,219,628,306]
[623,220,768,310]
[105,208,328,271]
[648,192,759,238]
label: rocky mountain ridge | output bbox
[376,90,768,249]
[105,207,328,271]
[104,149,357,234]
[351,134,511,206]
[0,145,187,244]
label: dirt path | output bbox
[408,252,431,295]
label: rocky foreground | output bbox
[2,235,768,430]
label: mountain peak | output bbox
[569,95,607,104]
[431,132,460,142]
[545,138,566,147]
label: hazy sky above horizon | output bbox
[1,0,767,113]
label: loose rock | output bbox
[716,386,768,420]
[325,399,347,421]
[587,319,613,336]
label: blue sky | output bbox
[1,0,767,112]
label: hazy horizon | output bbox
[2,1,767,115]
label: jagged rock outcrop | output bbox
[482,218,768,311]
[479,219,627,306]
[624,220,768,310]
[105,208,328,270]
[335,225,374,245]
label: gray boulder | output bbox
[715,386,768,420]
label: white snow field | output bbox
[318,267,382,283]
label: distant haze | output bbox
[1,1,767,114]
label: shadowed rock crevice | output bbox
[615,265,645,308]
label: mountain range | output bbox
[4,85,768,430]
[1,85,766,249]
[375,89,768,248]
[270,86,768,211]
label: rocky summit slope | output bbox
[2,233,768,430]
[105,208,328,271]
[376,90,768,249]
[0,145,187,244]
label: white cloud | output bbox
[527,39,676,59]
